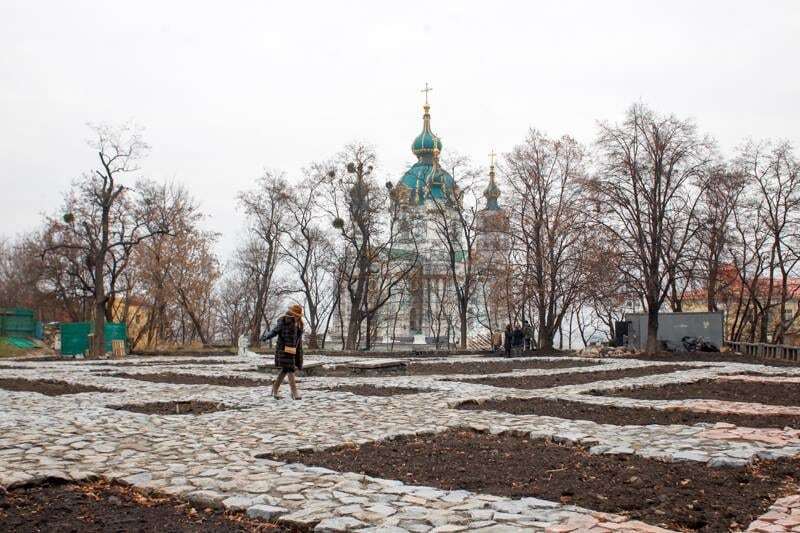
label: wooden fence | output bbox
[726,341,800,363]
[467,333,493,351]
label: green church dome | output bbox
[411,131,443,154]
[399,162,455,203]
[398,103,455,204]
[411,106,443,155]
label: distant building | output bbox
[683,264,800,345]
[332,96,508,348]
[473,159,512,337]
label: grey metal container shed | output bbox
[623,311,724,350]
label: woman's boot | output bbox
[287,373,301,400]
[272,371,286,399]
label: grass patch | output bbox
[0,338,23,358]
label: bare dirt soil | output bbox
[18,351,237,362]
[265,429,799,532]
[310,358,600,378]
[97,359,234,367]
[620,351,800,367]
[450,364,692,389]
[109,400,236,415]
[0,479,300,532]
[9,356,100,362]
[0,378,117,396]
[109,372,273,387]
[272,348,496,358]
[407,358,599,375]
[594,378,800,406]
[133,350,236,357]
[323,385,428,396]
[457,396,800,428]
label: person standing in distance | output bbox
[504,324,513,358]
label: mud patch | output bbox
[594,378,800,406]
[0,479,298,532]
[97,359,234,367]
[457,397,800,428]
[0,378,116,396]
[407,358,599,376]
[324,385,428,397]
[452,364,692,389]
[109,400,236,415]
[621,351,800,367]
[110,372,272,387]
[311,358,599,377]
[264,429,799,532]
[134,350,235,358]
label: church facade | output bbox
[333,96,510,349]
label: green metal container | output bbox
[104,323,127,351]
[0,308,37,338]
[60,322,91,356]
[60,322,127,356]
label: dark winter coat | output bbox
[263,315,304,372]
[523,323,534,339]
[504,327,513,348]
[513,327,524,347]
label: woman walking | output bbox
[262,304,304,400]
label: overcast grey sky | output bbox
[2,1,799,258]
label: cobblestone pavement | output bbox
[1,354,799,532]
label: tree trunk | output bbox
[365,308,372,351]
[645,305,660,354]
[568,311,573,350]
[345,310,361,350]
[306,331,319,350]
[538,325,555,351]
[91,203,111,357]
[250,292,264,346]
[459,303,468,349]
[707,256,718,312]
[184,302,209,345]
[93,294,105,357]
[606,312,614,342]
[760,246,777,343]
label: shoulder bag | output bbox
[284,319,298,355]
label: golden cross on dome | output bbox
[421,82,433,105]
[489,149,497,167]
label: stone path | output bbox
[747,494,800,532]
[1,353,799,531]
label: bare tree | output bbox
[323,144,418,350]
[0,235,77,322]
[237,172,290,345]
[120,183,219,349]
[474,242,514,342]
[694,164,746,312]
[428,154,482,348]
[504,129,590,350]
[215,271,254,345]
[282,172,336,348]
[736,141,800,343]
[424,275,456,349]
[580,232,631,342]
[42,124,182,356]
[726,193,771,341]
[590,104,713,353]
